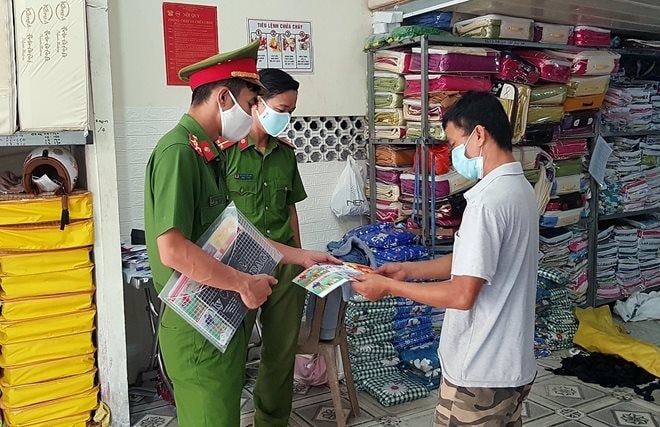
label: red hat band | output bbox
[188,58,258,90]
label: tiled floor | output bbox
[130,320,660,427]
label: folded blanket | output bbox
[362,372,430,407]
[372,245,430,262]
[375,145,416,167]
[375,92,404,109]
[374,72,406,93]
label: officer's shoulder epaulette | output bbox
[276,137,296,149]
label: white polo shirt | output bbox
[439,162,538,388]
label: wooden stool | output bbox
[297,295,360,427]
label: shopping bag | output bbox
[331,156,368,217]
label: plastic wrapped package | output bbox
[404,74,491,96]
[428,91,462,109]
[400,170,474,199]
[560,111,597,135]
[530,85,568,105]
[546,192,585,211]
[553,174,587,196]
[0,247,90,277]
[0,386,98,426]
[495,51,540,85]
[0,308,95,344]
[534,23,573,44]
[2,263,93,299]
[514,50,571,83]
[406,122,446,140]
[374,109,404,126]
[566,75,610,97]
[546,50,620,76]
[403,99,443,122]
[563,94,605,112]
[410,46,500,74]
[492,81,531,144]
[413,144,451,175]
[554,158,584,177]
[453,14,533,40]
[0,291,94,322]
[0,0,17,135]
[545,139,589,160]
[387,26,448,44]
[0,369,96,407]
[0,192,93,226]
[0,220,94,252]
[0,331,95,366]
[374,126,406,140]
[374,72,406,93]
[523,124,560,144]
[365,33,389,50]
[571,26,611,47]
[375,92,403,109]
[375,50,412,74]
[371,165,407,185]
[402,11,453,30]
[512,146,542,170]
[540,208,584,228]
[375,145,416,167]
[364,182,401,202]
[527,105,565,125]
[0,353,95,387]
[375,202,406,223]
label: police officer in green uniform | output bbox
[220,69,306,426]
[144,40,337,427]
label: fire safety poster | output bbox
[163,3,219,86]
[247,19,313,72]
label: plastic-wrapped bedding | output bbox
[523,123,560,144]
[492,81,530,144]
[374,126,406,140]
[406,122,446,140]
[374,109,404,126]
[374,50,412,74]
[545,50,620,76]
[512,146,542,170]
[375,92,403,109]
[566,75,610,97]
[563,94,605,112]
[403,99,443,122]
[400,169,474,199]
[410,46,500,74]
[545,139,588,160]
[540,208,584,228]
[560,111,597,136]
[371,165,407,185]
[453,14,533,41]
[374,72,406,93]
[530,85,568,105]
[375,145,415,167]
[402,11,453,30]
[546,192,585,211]
[496,51,540,85]
[534,23,573,45]
[514,50,571,83]
[404,74,492,96]
[527,105,565,125]
[570,26,611,47]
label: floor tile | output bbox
[587,401,660,426]
[293,398,375,426]
[132,413,174,427]
[531,375,608,409]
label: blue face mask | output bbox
[451,128,483,181]
[257,97,291,136]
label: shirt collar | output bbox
[178,114,220,158]
[246,134,279,155]
[464,162,524,201]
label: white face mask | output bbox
[32,174,62,193]
[219,90,254,141]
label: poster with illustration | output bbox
[248,18,313,72]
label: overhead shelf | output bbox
[0,131,92,148]
[370,34,587,52]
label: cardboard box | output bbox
[0,0,17,135]
[14,0,90,131]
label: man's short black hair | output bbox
[259,69,299,100]
[442,91,513,151]
[191,78,261,106]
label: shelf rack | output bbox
[0,131,92,147]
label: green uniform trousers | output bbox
[159,263,306,427]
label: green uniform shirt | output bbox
[224,135,307,245]
[144,114,230,292]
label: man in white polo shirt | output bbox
[353,91,539,426]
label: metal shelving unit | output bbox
[0,130,93,147]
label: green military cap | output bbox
[179,39,265,91]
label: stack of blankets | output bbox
[535,267,579,354]
[603,80,659,133]
[596,226,620,300]
[343,223,429,267]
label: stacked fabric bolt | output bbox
[641,136,660,209]
[603,81,658,133]
[613,225,645,296]
[535,267,579,351]
[539,228,573,267]
[391,298,435,353]
[596,225,621,300]
[622,216,660,290]
[565,226,589,305]
[397,338,441,390]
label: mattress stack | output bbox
[0,193,98,427]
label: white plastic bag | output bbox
[331,156,368,217]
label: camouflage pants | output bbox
[433,377,534,427]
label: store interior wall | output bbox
[108,0,371,382]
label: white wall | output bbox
[109,0,370,117]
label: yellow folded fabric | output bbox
[0,307,96,344]
[3,412,90,427]
[0,248,92,276]
[0,331,95,366]
[0,386,98,426]
[0,192,93,226]
[574,306,660,377]
[0,265,94,299]
[0,220,94,252]
[0,291,94,321]
[1,353,96,387]
[0,369,97,407]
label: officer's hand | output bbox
[239,274,277,309]
[376,263,408,281]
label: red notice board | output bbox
[163,2,219,86]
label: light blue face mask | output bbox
[451,128,483,181]
[257,97,291,137]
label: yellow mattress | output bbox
[0,307,96,344]
[0,291,94,321]
[0,265,94,299]
[1,353,96,387]
[0,220,94,252]
[0,386,98,426]
[0,192,93,226]
[0,369,97,407]
[0,331,95,366]
[0,248,91,276]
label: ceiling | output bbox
[374,0,660,36]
